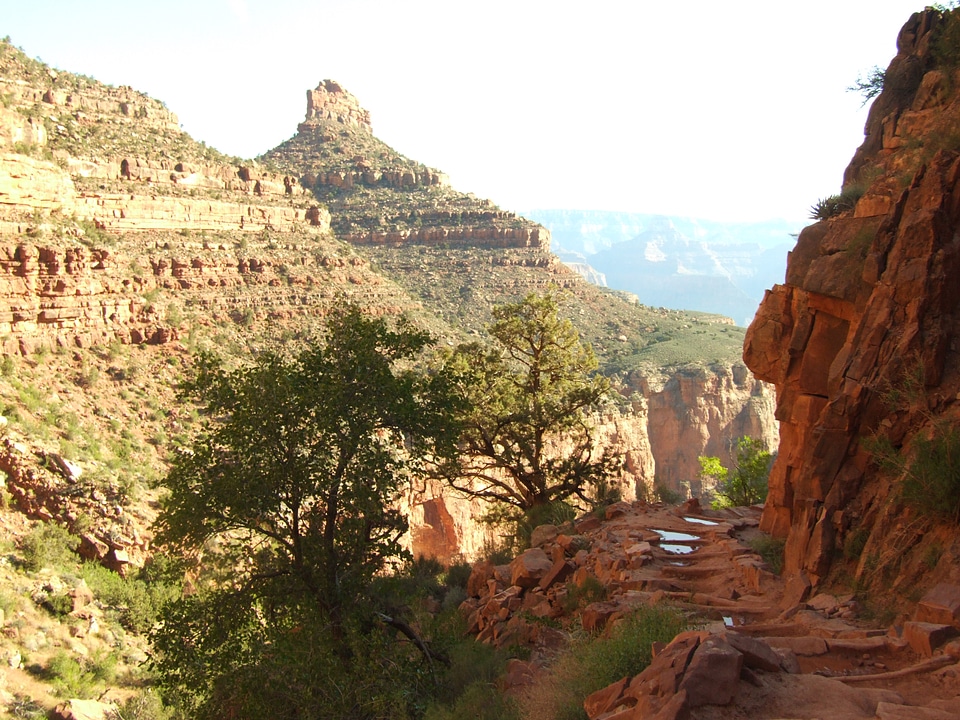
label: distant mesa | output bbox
[299,79,373,133]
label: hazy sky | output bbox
[3,0,926,223]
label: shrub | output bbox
[81,562,182,635]
[700,436,772,508]
[562,575,608,614]
[44,651,97,698]
[809,185,865,220]
[519,605,687,720]
[20,523,77,572]
[932,5,960,69]
[899,423,960,524]
[847,66,885,106]
[748,535,785,575]
[117,689,175,720]
[654,482,683,505]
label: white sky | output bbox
[2,0,926,223]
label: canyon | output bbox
[0,39,777,570]
[2,5,960,716]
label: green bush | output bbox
[748,535,785,575]
[20,523,77,572]
[654,482,683,505]
[809,185,865,220]
[932,6,960,69]
[117,689,175,720]
[44,651,98,698]
[700,436,772,508]
[81,558,182,634]
[562,575,608,614]
[899,424,960,524]
[848,66,885,106]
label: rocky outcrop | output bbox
[744,8,960,594]
[74,193,328,234]
[343,223,549,249]
[0,239,381,354]
[301,79,372,132]
[627,363,778,496]
[0,153,76,215]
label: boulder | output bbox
[529,523,559,548]
[722,631,782,672]
[677,637,743,707]
[52,699,117,720]
[510,548,553,589]
[903,621,960,658]
[917,583,960,628]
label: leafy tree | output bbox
[434,291,617,514]
[698,436,772,508]
[151,306,450,718]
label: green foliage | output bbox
[42,649,116,698]
[932,5,960,69]
[41,590,74,616]
[898,423,960,524]
[699,436,772,508]
[848,66,885,106]
[519,606,687,720]
[653,481,683,505]
[81,559,182,634]
[8,694,46,720]
[19,523,76,572]
[809,185,865,220]
[435,291,618,513]
[748,535,785,575]
[152,304,453,717]
[115,689,175,720]
[843,527,869,561]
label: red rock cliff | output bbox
[744,8,960,597]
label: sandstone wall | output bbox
[627,364,778,497]
[343,223,549,250]
[74,194,328,234]
[743,9,960,593]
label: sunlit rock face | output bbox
[744,7,960,591]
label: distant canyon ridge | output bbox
[525,210,803,327]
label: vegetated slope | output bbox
[0,39,779,713]
[0,35,777,552]
[745,6,960,612]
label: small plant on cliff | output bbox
[809,185,865,220]
[932,4,960,69]
[848,66,885,106]
[432,291,618,523]
[698,436,772,508]
[884,422,960,525]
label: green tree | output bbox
[698,436,772,508]
[435,291,617,514]
[151,306,449,718]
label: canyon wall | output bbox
[744,8,960,595]
[0,39,779,569]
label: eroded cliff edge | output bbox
[745,7,960,601]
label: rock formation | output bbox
[301,80,373,132]
[745,7,960,598]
